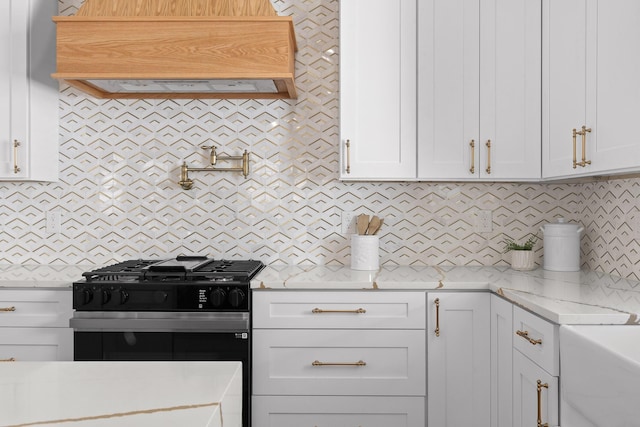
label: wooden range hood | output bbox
[52,0,297,99]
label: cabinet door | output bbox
[427,292,491,427]
[479,0,541,179]
[542,0,587,178]
[0,328,73,361]
[586,0,640,174]
[513,350,559,427]
[490,295,513,427]
[418,0,480,179]
[543,0,640,178]
[252,395,425,427]
[0,0,58,181]
[339,0,417,180]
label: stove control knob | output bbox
[228,288,245,308]
[80,288,93,305]
[119,289,130,305]
[101,289,111,305]
[209,288,227,307]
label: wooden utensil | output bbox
[356,214,369,235]
[366,215,381,235]
[373,218,384,234]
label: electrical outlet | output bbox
[341,211,357,234]
[46,211,61,234]
[476,210,492,233]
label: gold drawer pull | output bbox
[516,330,542,346]
[537,380,549,427]
[485,140,492,174]
[13,140,21,174]
[1,358,16,362]
[469,140,475,174]
[0,306,16,312]
[312,360,366,367]
[312,308,366,314]
[434,298,440,337]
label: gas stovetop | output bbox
[73,257,264,312]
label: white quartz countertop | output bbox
[252,265,640,325]
[0,361,242,427]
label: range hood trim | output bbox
[52,14,297,99]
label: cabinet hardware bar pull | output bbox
[13,140,21,174]
[516,330,542,345]
[312,360,366,367]
[345,139,351,174]
[485,140,492,174]
[0,358,16,362]
[469,140,475,174]
[434,298,440,337]
[311,308,366,314]
[537,380,549,427]
[572,128,578,168]
[0,306,16,312]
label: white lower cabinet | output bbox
[0,288,73,361]
[512,306,559,427]
[513,350,559,427]
[427,292,491,427]
[491,294,513,427]
[252,290,426,427]
[252,396,425,426]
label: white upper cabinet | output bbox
[0,0,58,181]
[418,0,541,181]
[543,0,640,178]
[339,0,417,180]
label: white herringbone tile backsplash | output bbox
[0,0,638,281]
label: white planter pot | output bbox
[510,250,535,271]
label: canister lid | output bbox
[540,217,583,236]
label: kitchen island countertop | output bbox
[0,361,242,427]
[252,265,640,325]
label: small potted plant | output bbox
[503,234,538,271]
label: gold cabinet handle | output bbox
[312,360,366,367]
[573,126,592,168]
[469,140,475,174]
[485,140,491,174]
[537,380,549,427]
[13,140,21,174]
[1,358,16,362]
[434,298,440,337]
[312,308,366,314]
[516,330,542,346]
[345,139,351,174]
[0,306,16,312]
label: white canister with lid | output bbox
[539,217,584,271]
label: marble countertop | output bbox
[0,361,242,427]
[252,265,640,325]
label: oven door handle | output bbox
[70,312,249,333]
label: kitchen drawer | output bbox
[513,306,559,376]
[0,327,73,361]
[253,329,426,396]
[252,395,425,427]
[0,289,72,328]
[252,291,426,329]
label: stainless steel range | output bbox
[70,256,264,427]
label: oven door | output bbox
[71,311,251,426]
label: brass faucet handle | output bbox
[200,145,218,165]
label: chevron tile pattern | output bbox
[0,0,637,281]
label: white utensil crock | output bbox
[540,218,584,271]
[351,235,379,270]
